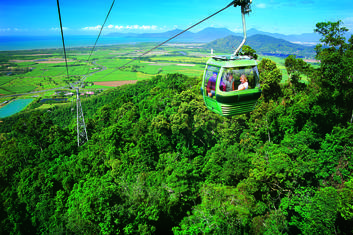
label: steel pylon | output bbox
[76,88,88,146]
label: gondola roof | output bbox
[207,55,257,68]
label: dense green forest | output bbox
[1,21,353,234]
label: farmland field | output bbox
[0,41,309,118]
[0,43,212,96]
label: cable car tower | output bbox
[56,0,116,147]
[75,86,88,146]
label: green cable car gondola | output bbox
[201,0,261,116]
[201,55,261,116]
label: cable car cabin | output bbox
[201,55,261,116]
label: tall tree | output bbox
[314,21,353,123]
[258,58,282,102]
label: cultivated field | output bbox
[0,42,309,113]
[0,43,211,97]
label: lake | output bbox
[0,99,33,118]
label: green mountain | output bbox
[204,34,316,58]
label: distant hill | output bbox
[138,29,195,39]
[204,34,316,58]
[247,28,352,45]
[245,28,321,45]
[192,27,236,41]
[107,27,326,45]
[107,27,236,42]
[107,27,321,58]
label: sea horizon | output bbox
[0,35,196,51]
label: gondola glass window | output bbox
[203,65,220,98]
[220,66,260,92]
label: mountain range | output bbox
[204,34,316,58]
[107,27,323,45]
[108,27,321,58]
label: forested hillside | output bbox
[204,34,316,58]
[1,21,353,234]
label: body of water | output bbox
[0,99,33,118]
[0,36,194,51]
[40,98,67,103]
[261,52,304,58]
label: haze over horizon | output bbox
[1,0,353,37]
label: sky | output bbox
[1,0,353,36]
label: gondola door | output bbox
[202,64,223,115]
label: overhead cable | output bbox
[120,1,237,68]
[102,0,237,78]
[86,0,116,66]
[56,0,70,79]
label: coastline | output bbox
[0,35,195,51]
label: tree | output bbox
[289,187,340,234]
[284,55,309,92]
[314,20,353,124]
[258,58,282,102]
[242,45,258,59]
[314,21,348,51]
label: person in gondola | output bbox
[236,74,248,91]
[207,71,217,97]
[223,73,235,92]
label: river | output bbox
[0,99,33,118]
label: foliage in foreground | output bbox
[1,21,353,234]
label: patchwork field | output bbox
[0,42,307,100]
[94,80,138,87]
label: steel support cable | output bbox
[56,0,90,147]
[56,0,70,79]
[84,0,116,76]
[101,0,237,79]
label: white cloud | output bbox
[343,17,353,32]
[0,28,11,32]
[82,24,160,32]
[51,27,70,31]
[256,3,266,8]
[115,25,124,30]
[139,25,157,30]
[232,26,242,32]
[82,25,102,31]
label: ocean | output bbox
[0,35,183,51]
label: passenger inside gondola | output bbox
[207,71,217,97]
[236,74,248,91]
[223,73,235,92]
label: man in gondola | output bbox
[207,71,217,97]
[224,73,235,92]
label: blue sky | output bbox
[1,0,353,36]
